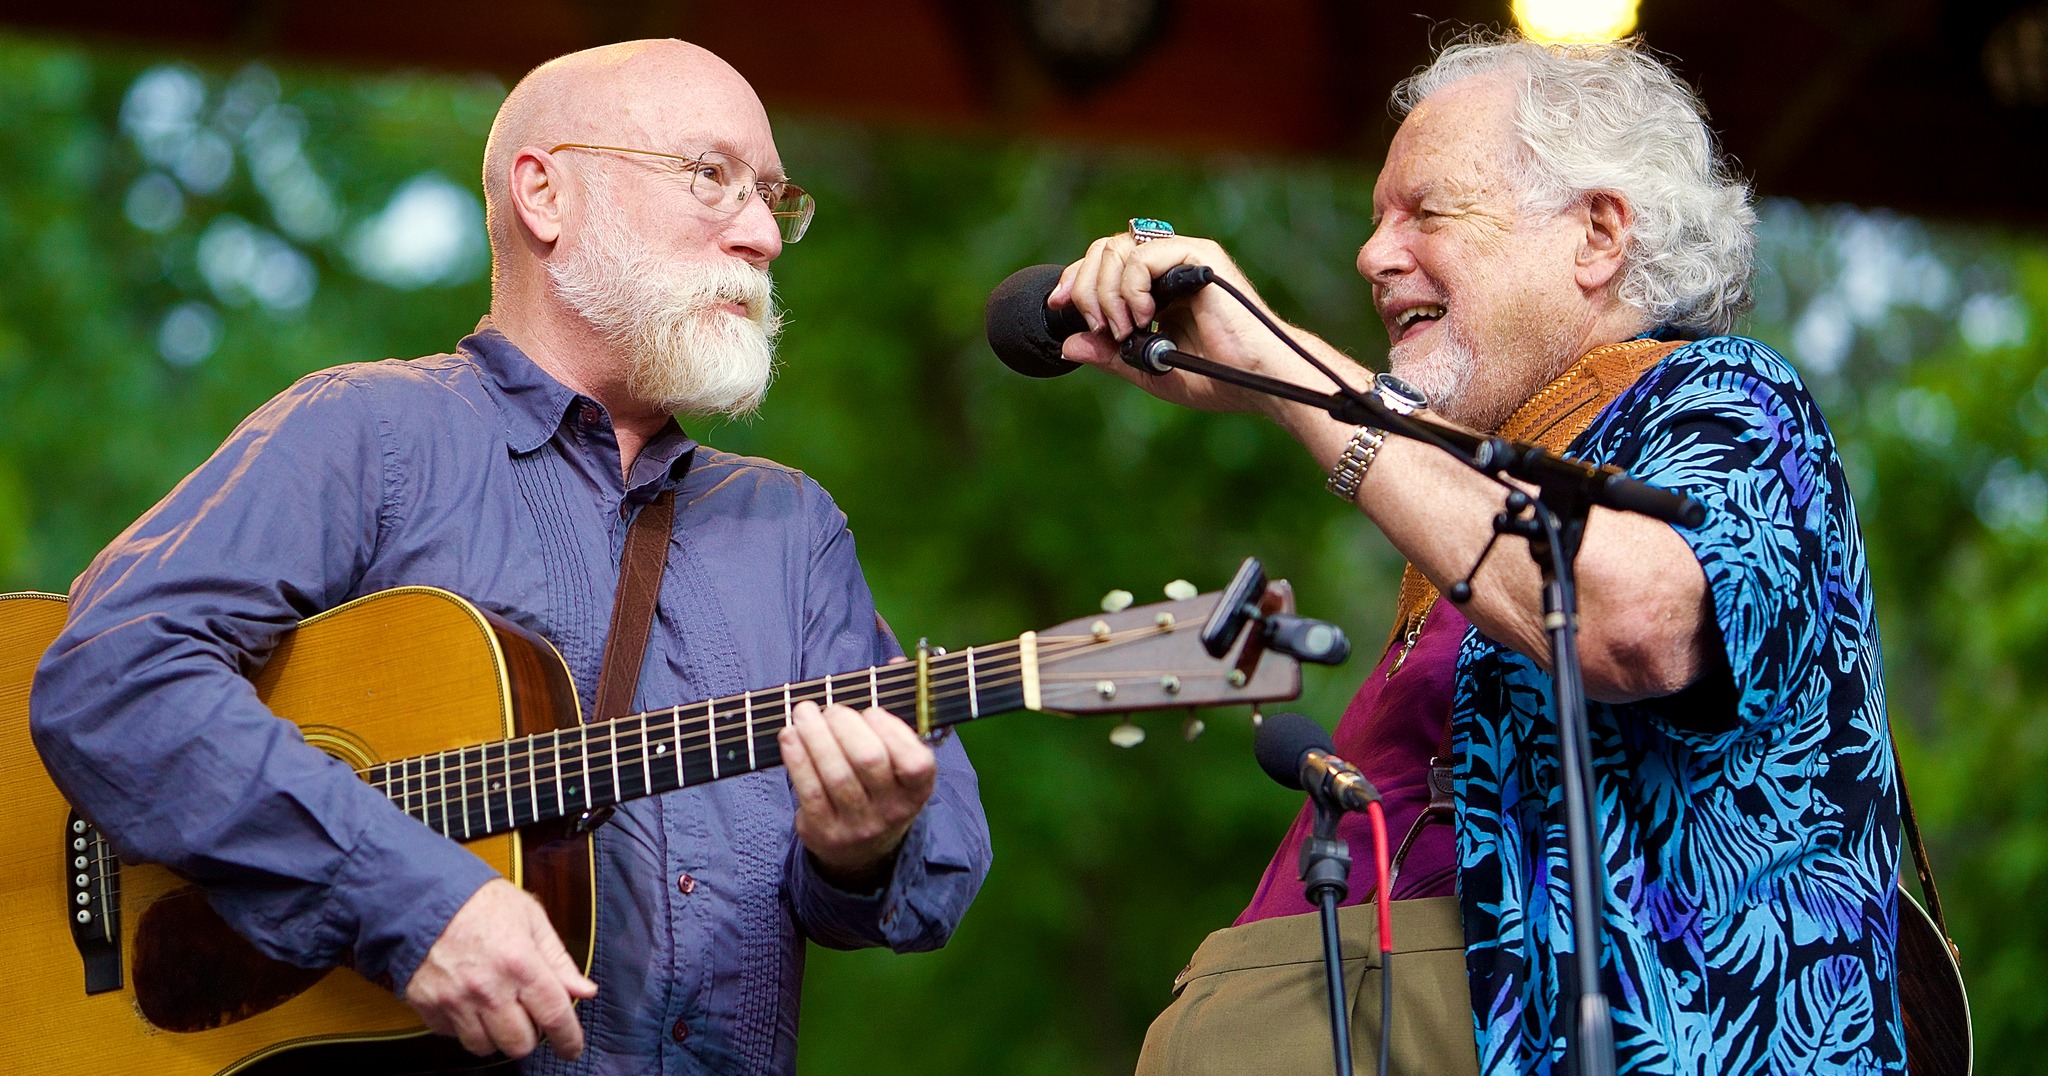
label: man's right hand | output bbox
[1049,233,1366,422]
[404,878,598,1061]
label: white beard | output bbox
[1388,328,1478,418]
[547,178,782,418]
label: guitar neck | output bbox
[354,635,1042,842]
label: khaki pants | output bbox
[1136,897,1478,1076]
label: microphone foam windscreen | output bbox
[984,263,1084,378]
[1253,712,1334,792]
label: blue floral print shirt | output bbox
[1453,335,1902,1075]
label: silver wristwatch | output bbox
[1325,373,1428,500]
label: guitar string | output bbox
[391,649,1181,837]
[376,645,1042,834]
[387,647,1052,834]
[389,623,1195,811]
[365,631,1068,797]
[384,618,1222,836]
[415,623,1159,786]
[368,621,1215,834]
[379,631,1037,790]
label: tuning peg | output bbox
[1101,589,1134,613]
[1182,714,1206,741]
[1109,720,1146,748]
[1163,579,1197,601]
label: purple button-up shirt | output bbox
[31,327,992,1074]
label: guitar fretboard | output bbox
[355,638,1035,841]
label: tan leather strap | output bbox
[1386,338,1683,654]
[592,488,676,722]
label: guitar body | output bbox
[0,587,591,1076]
[1899,887,1973,1076]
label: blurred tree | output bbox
[0,29,2038,1075]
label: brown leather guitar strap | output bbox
[1894,736,1957,957]
[592,488,676,722]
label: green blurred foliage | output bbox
[0,30,2041,1074]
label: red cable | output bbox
[1367,800,1393,953]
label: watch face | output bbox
[1375,372,1429,413]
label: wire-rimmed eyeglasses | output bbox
[549,143,814,243]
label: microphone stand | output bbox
[1122,327,1702,1076]
[1300,799,1355,1076]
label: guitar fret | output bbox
[428,754,447,836]
[670,706,686,788]
[745,690,757,771]
[502,741,520,830]
[571,721,589,815]
[492,743,511,829]
[464,746,480,835]
[606,719,622,807]
[531,738,549,825]
[458,747,475,839]
[393,758,408,822]
[635,713,652,798]
[465,747,482,836]
[708,697,721,780]
[485,744,502,832]
[427,751,444,836]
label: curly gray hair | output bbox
[1393,33,1756,335]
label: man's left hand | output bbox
[779,700,937,892]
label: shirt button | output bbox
[671,1017,690,1043]
[677,872,697,895]
[579,402,602,426]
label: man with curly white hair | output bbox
[1055,32,1898,1076]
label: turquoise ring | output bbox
[1128,217,1176,243]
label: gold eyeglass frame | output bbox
[548,142,814,242]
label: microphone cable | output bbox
[1173,272,1500,479]
[1367,798,1392,1076]
[1254,712,1400,1076]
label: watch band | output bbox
[1326,425,1385,500]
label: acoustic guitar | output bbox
[0,567,1306,1075]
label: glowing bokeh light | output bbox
[1512,0,1641,43]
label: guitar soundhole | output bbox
[133,886,330,1032]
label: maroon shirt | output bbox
[1236,597,1466,923]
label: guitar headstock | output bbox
[1029,571,1304,717]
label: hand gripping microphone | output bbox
[983,262,1216,378]
[1253,711,1380,813]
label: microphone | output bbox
[983,262,1215,378]
[1253,711,1379,814]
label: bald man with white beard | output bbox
[31,40,992,1075]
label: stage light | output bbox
[1512,0,1641,43]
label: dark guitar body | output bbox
[1899,888,1973,1076]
